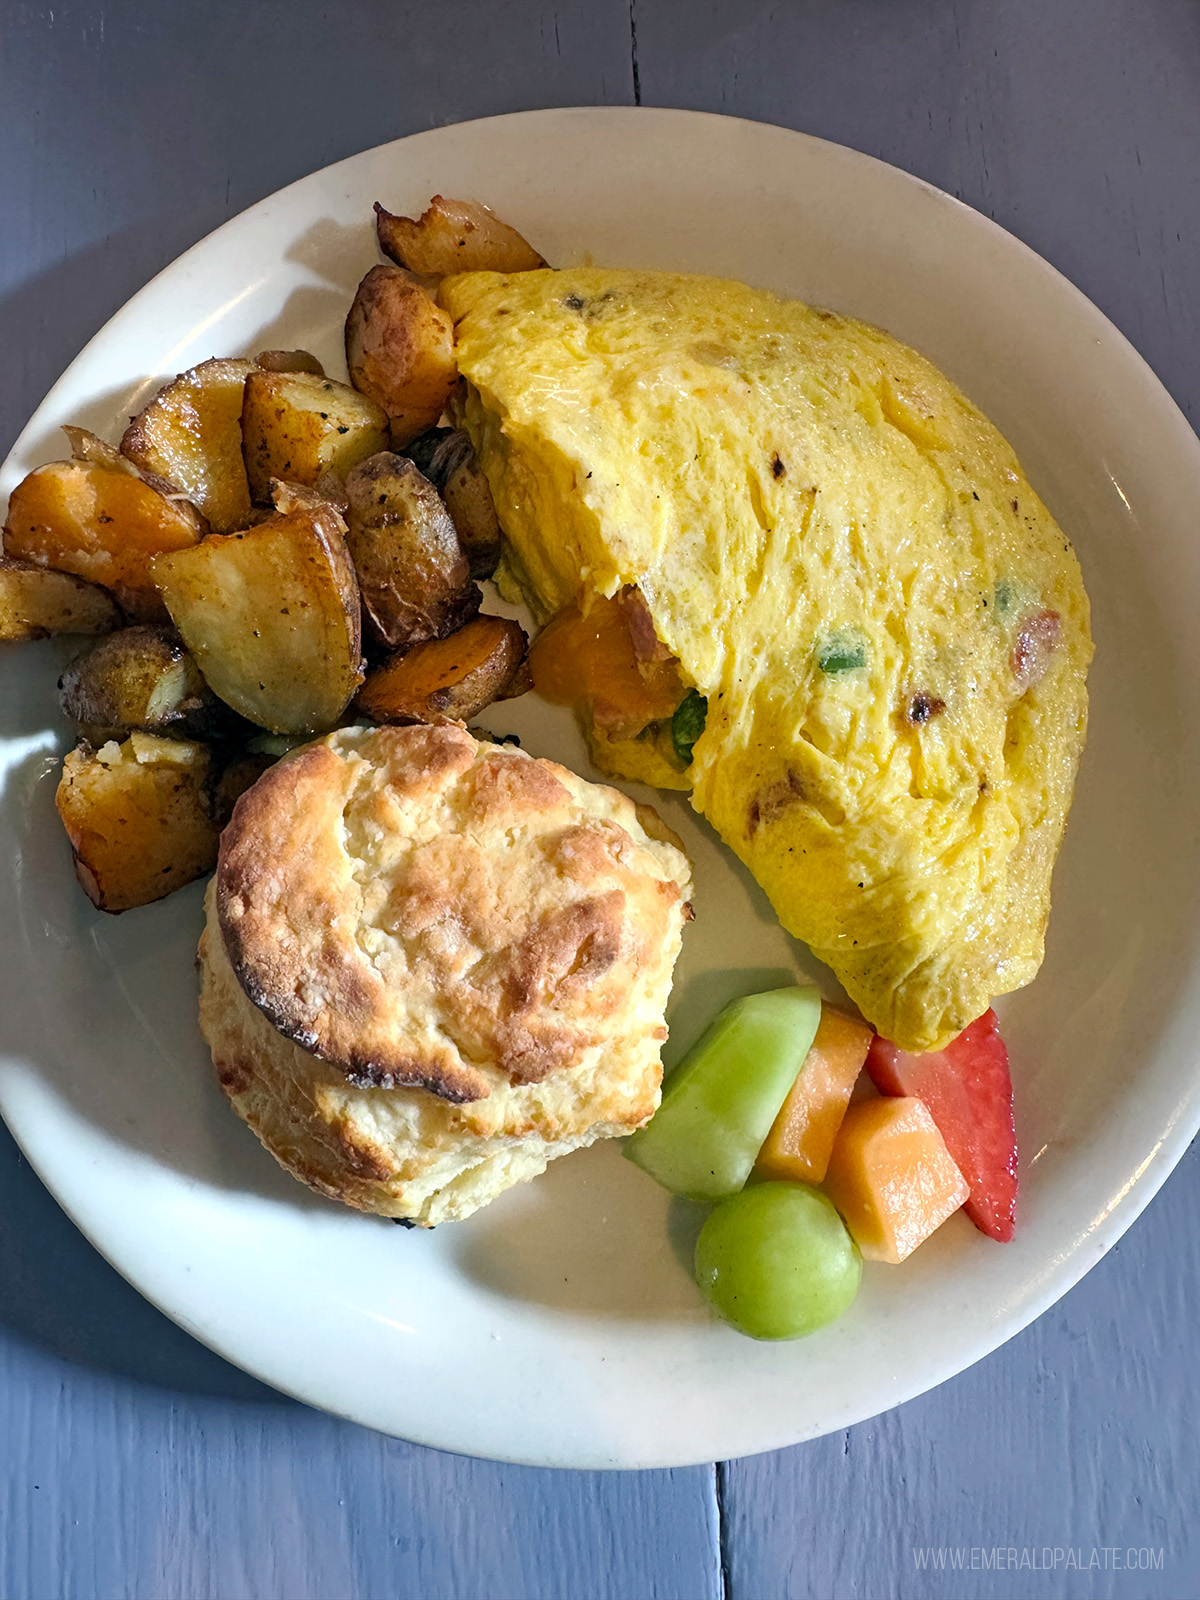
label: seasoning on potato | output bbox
[342,451,480,650]
[374,195,546,277]
[355,614,528,725]
[3,445,206,621]
[0,556,120,641]
[121,357,257,533]
[241,370,389,503]
[424,430,502,579]
[56,732,221,912]
[345,265,459,448]
[58,625,236,745]
[153,500,363,735]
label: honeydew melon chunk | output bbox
[624,986,822,1201]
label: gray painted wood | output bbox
[2,1,1198,1597]
[0,1110,721,1600]
[721,1144,1200,1600]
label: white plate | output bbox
[3,107,1200,1470]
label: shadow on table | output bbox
[0,1119,286,1403]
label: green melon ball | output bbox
[695,1181,862,1339]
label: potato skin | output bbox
[254,349,325,376]
[426,430,502,579]
[342,452,480,650]
[0,556,120,641]
[241,370,389,503]
[3,457,205,620]
[356,614,528,725]
[152,502,363,735]
[121,357,256,533]
[58,624,235,744]
[374,196,546,276]
[345,266,458,448]
[56,733,220,912]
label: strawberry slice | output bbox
[865,1009,1017,1241]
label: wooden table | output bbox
[2,3,1197,1596]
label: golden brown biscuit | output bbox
[200,724,692,1224]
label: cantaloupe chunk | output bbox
[824,1096,968,1263]
[753,1005,873,1184]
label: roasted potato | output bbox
[356,614,528,725]
[152,501,363,734]
[0,556,120,641]
[241,369,389,503]
[400,426,451,478]
[56,733,220,912]
[254,349,325,376]
[121,357,257,533]
[4,450,205,620]
[374,196,546,276]
[342,452,480,650]
[58,625,235,744]
[312,472,350,515]
[269,478,341,516]
[426,430,502,579]
[345,266,458,447]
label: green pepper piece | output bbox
[671,688,708,764]
[816,632,867,673]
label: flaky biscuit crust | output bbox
[201,725,693,1223]
[217,724,691,1101]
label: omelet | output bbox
[440,268,1092,1051]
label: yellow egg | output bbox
[441,268,1092,1050]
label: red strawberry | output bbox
[865,1009,1017,1242]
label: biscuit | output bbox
[200,724,692,1224]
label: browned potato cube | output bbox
[342,452,480,650]
[56,733,220,912]
[356,615,528,725]
[241,369,389,502]
[426,431,502,579]
[58,625,235,744]
[121,357,257,533]
[374,196,546,276]
[152,503,362,734]
[4,455,205,620]
[0,557,120,641]
[345,266,458,447]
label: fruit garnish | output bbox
[823,1096,969,1263]
[865,1008,1018,1241]
[624,986,822,1201]
[752,1004,873,1185]
[694,1181,861,1339]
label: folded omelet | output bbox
[440,268,1091,1050]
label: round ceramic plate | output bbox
[3,108,1199,1469]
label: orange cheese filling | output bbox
[528,589,685,738]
